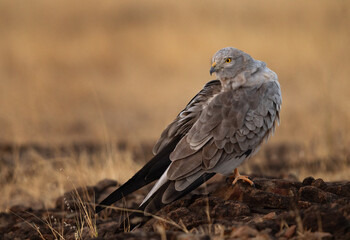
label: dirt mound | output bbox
[1,176,349,239]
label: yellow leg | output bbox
[228,168,254,186]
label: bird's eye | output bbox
[225,58,232,63]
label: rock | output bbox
[9,205,32,213]
[302,176,315,186]
[312,178,328,190]
[299,186,338,204]
[326,181,350,197]
[302,204,349,236]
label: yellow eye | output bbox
[225,58,232,63]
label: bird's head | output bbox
[210,47,253,81]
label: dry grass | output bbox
[1,144,141,211]
[0,0,350,211]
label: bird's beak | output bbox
[210,62,217,76]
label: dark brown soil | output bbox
[1,175,349,240]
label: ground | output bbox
[1,143,350,239]
[2,173,350,239]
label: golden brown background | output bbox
[1,0,349,210]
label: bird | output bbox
[95,47,282,230]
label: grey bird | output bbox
[96,47,282,230]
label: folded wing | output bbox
[95,80,222,213]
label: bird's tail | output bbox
[95,136,182,214]
[118,173,216,231]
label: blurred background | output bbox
[1,0,349,210]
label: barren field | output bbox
[0,0,349,239]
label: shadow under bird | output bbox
[95,47,282,230]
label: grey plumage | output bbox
[144,47,281,205]
[96,47,282,230]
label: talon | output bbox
[228,168,254,186]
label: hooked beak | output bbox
[210,62,217,76]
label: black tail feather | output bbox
[95,136,181,213]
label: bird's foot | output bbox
[228,168,255,186]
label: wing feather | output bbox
[202,139,218,160]
[153,80,222,155]
[167,151,202,180]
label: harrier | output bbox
[96,47,282,229]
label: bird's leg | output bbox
[228,168,254,186]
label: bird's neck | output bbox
[220,72,247,91]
